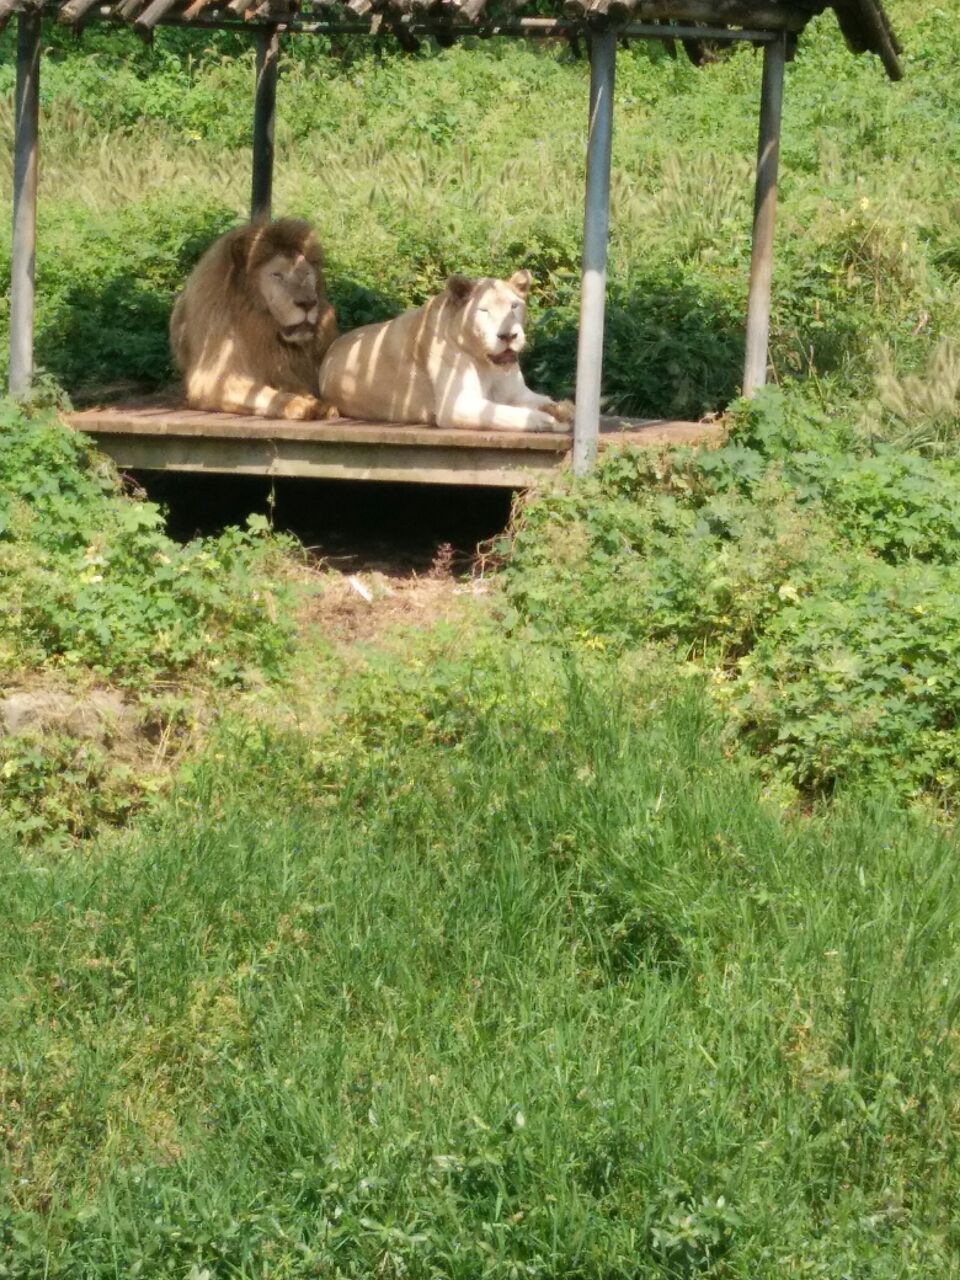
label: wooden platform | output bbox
[65,404,723,488]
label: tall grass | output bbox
[3,654,959,1276]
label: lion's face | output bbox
[256,251,323,345]
[446,271,533,368]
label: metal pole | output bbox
[251,27,279,221]
[742,31,786,397]
[10,7,41,398]
[573,29,616,477]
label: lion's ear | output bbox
[508,269,533,299]
[229,228,252,274]
[445,274,474,306]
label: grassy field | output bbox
[5,651,960,1278]
[3,1,960,1274]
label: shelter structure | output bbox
[5,0,900,485]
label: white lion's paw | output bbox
[546,399,575,428]
[524,410,560,433]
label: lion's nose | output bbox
[296,299,316,312]
[501,326,520,344]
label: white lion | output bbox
[317,270,574,432]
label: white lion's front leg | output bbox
[438,393,557,433]
[500,374,575,431]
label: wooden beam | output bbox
[742,30,785,397]
[58,0,104,24]
[251,26,279,221]
[9,6,41,398]
[573,29,616,476]
[180,0,214,17]
[65,406,723,487]
[29,6,783,42]
[847,0,902,79]
[134,0,181,33]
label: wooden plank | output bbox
[66,406,717,448]
[84,434,568,488]
[68,409,577,452]
[134,0,182,33]
[58,0,103,24]
[65,405,723,486]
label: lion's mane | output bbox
[170,218,338,418]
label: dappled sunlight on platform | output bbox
[65,402,724,488]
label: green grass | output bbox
[3,651,960,1277]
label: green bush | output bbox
[505,389,960,800]
[0,732,147,848]
[732,558,960,796]
[0,402,295,686]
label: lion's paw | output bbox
[525,410,560,433]
[545,399,575,428]
[283,395,326,421]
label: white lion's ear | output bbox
[508,269,533,299]
[445,274,474,306]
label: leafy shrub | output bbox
[505,461,842,656]
[0,733,147,848]
[0,402,295,686]
[505,389,960,799]
[732,559,960,796]
[710,390,960,563]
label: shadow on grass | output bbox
[529,268,879,420]
[528,272,747,420]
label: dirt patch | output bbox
[0,688,138,747]
[296,558,497,648]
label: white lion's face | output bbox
[447,271,533,369]
[257,252,321,344]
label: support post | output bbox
[10,7,41,398]
[572,28,616,476]
[742,31,786,398]
[251,27,279,222]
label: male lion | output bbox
[318,270,574,432]
[170,218,338,420]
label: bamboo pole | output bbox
[10,6,41,398]
[742,30,785,397]
[572,29,616,476]
[251,26,279,221]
